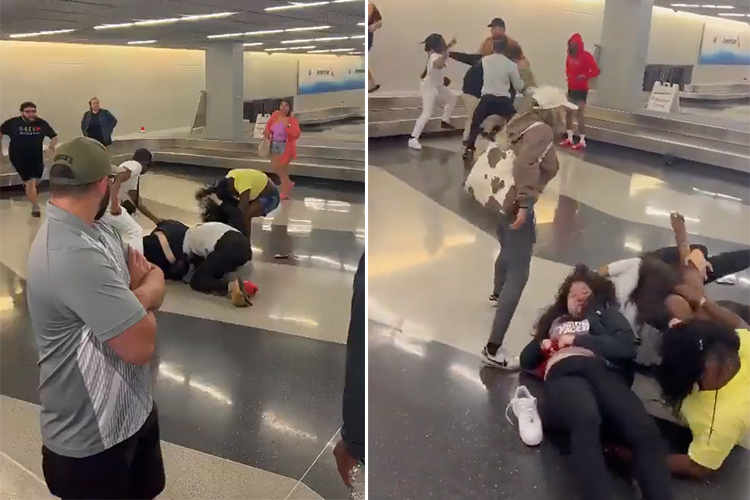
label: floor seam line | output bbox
[0,451,47,486]
[283,426,341,500]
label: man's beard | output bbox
[95,185,111,220]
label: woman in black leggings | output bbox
[520,265,673,500]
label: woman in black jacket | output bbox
[520,265,672,500]
[81,97,117,147]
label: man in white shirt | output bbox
[463,36,525,160]
[101,148,160,253]
[142,219,256,307]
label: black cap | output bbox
[488,17,506,29]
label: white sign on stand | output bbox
[646,82,681,114]
[252,114,271,139]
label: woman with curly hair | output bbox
[519,265,673,500]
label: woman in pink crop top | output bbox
[263,100,301,200]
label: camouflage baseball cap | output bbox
[49,137,111,186]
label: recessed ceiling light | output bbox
[207,32,245,39]
[357,22,365,26]
[8,28,76,38]
[719,12,750,16]
[314,36,349,41]
[329,47,355,52]
[699,4,734,8]
[127,40,157,45]
[266,2,331,11]
[243,42,264,46]
[179,12,236,21]
[95,12,235,30]
[245,29,285,36]
[282,39,314,44]
[333,0,361,3]
[285,25,332,32]
[349,35,365,39]
[308,49,331,53]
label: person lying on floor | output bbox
[195,169,280,244]
[142,219,257,308]
[656,304,750,479]
[519,265,673,500]
[599,212,750,364]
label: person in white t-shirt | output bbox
[142,219,257,307]
[408,33,457,151]
[102,148,160,253]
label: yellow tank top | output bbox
[226,169,268,201]
[680,328,750,470]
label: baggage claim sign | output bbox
[298,55,366,95]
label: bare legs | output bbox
[270,154,293,200]
[25,179,40,216]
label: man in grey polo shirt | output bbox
[26,137,166,499]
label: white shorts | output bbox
[101,210,144,254]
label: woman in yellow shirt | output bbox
[195,169,279,241]
[657,318,749,479]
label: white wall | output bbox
[368,0,750,92]
[0,41,364,143]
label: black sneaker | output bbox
[31,205,41,218]
[462,148,475,161]
[441,121,455,130]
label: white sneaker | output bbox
[716,274,738,285]
[481,346,520,370]
[408,137,422,150]
[506,385,543,446]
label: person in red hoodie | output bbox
[560,33,600,150]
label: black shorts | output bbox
[567,89,588,105]
[10,157,44,182]
[42,408,165,500]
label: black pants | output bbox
[205,178,250,238]
[190,230,251,294]
[466,95,516,149]
[643,245,749,283]
[543,357,672,500]
[42,408,165,500]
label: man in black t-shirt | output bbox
[0,101,58,217]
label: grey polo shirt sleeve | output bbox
[56,245,147,343]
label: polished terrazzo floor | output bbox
[367,136,750,499]
[0,166,364,500]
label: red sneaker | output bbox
[559,138,573,147]
[243,280,259,297]
[571,141,587,151]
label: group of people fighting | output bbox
[1,98,304,307]
[404,17,599,155]
[455,19,749,500]
[22,133,364,498]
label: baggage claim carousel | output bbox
[0,111,365,188]
[368,92,750,173]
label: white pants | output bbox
[411,84,457,140]
[101,210,144,254]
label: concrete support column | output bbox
[595,0,654,111]
[205,43,244,141]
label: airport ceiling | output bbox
[653,0,750,20]
[0,0,366,54]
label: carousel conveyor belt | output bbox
[367,93,750,173]
[0,137,365,187]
